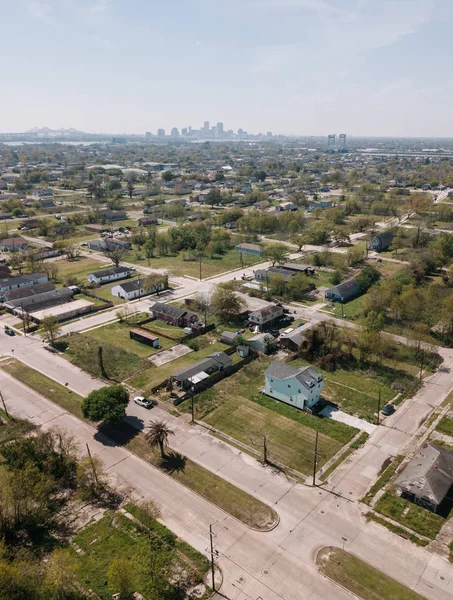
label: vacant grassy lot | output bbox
[63,332,148,381]
[141,319,187,340]
[72,510,209,600]
[374,489,445,539]
[54,256,107,281]
[317,547,427,600]
[290,357,397,420]
[125,248,264,278]
[2,360,275,529]
[187,358,356,474]
[1,359,84,418]
[79,320,175,359]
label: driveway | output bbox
[320,405,378,435]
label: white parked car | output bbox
[134,396,153,409]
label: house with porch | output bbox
[149,302,201,329]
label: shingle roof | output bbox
[4,281,55,301]
[250,304,282,318]
[327,279,361,296]
[396,444,453,506]
[6,287,73,310]
[90,267,130,279]
[151,302,186,319]
[265,361,322,390]
[0,273,47,288]
[173,352,231,382]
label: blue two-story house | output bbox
[264,361,323,411]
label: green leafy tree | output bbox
[107,559,136,600]
[81,385,129,425]
[211,285,246,321]
[40,315,61,345]
[263,243,289,266]
[365,310,385,333]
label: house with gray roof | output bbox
[249,304,284,328]
[88,266,130,285]
[149,302,201,329]
[325,279,361,303]
[265,361,323,411]
[172,351,232,390]
[396,443,453,512]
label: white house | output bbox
[88,267,130,285]
[264,361,323,411]
[248,304,284,328]
[111,278,166,301]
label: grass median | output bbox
[317,547,428,600]
[1,359,277,531]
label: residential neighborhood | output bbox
[2,130,453,600]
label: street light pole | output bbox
[209,523,216,593]
[377,388,381,426]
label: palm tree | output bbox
[145,420,175,457]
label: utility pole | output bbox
[191,395,195,423]
[312,430,320,486]
[341,303,345,318]
[262,433,268,464]
[240,250,244,269]
[209,524,216,593]
[419,349,425,382]
[0,389,9,418]
[377,388,381,425]
[86,443,100,487]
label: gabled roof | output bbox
[0,273,47,287]
[250,304,282,318]
[396,443,453,505]
[4,281,55,301]
[2,236,27,246]
[150,302,186,319]
[90,267,130,279]
[327,279,361,296]
[265,361,322,391]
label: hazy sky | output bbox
[2,0,452,136]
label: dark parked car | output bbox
[381,404,395,416]
[5,328,15,336]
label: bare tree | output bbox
[194,292,211,326]
[105,244,127,268]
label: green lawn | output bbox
[290,357,396,420]
[63,332,148,381]
[435,415,453,437]
[185,358,357,475]
[374,489,446,539]
[141,319,187,340]
[72,510,209,600]
[81,320,175,358]
[317,547,428,600]
[2,360,277,531]
[54,256,109,283]
[124,248,264,279]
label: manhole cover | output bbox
[263,570,269,576]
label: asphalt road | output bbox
[2,328,453,599]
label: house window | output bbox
[298,389,301,393]
[288,384,291,388]
[270,378,273,383]
[289,396,293,402]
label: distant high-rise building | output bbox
[181,127,188,136]
[327,134,335,152]
[171,127,179,137]
[216,122,224,138]
[266,131,272,137]
[203,121,210,131]
[157,128,165,138]
[145,131,151,139]
[338,133,347,151]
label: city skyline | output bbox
[2,1,453,137]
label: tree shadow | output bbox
[159,450,187,474]
[95,417,144,447]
